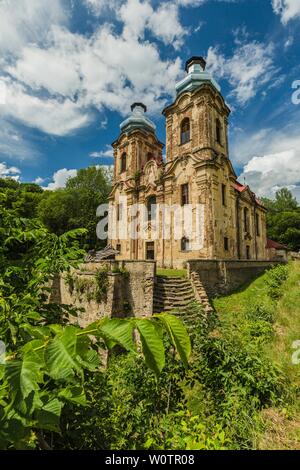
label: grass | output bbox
[156,268,187,278]
[213,261,300,449]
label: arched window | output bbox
[181,118,190,144]
[216,119,222,144]
[147,196,156,221]
[120,152,127,173]
[147,152,154,162]
[181,237,190,252]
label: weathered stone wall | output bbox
[289,251,300,261]
[187,259,285,298]
[56,260,155,327]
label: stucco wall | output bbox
[57,260,155,327]
[187,259,284,298]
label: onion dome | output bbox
[176,56,221,95]
[120,103,156,134]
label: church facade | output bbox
[108,57,267,269]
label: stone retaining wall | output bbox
[187,259,285,298]
[55,260,155,327]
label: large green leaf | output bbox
[97,318,135,352]
[45,326,80,380]
[76,336,101,371]
[5,347,44,400]
[58,386,86,406]
[35,398,63,433]
[134,318,165,376]
[155,313,191,367]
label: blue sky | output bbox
[0,0,300,198]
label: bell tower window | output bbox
[120,152,127,173]
[181,118,190,144]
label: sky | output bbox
[0,0,299,199]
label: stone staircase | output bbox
[190,271,214,314]
[153,273,213,315]
[153,276,195,313]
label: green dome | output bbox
[176,56,221,95]
[120,103,156,134]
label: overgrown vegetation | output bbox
[65,268,110,304]
[214,263,300,449]
[0,186,190,450]
[47,264,300,450]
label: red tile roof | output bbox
[266,239,288,250]
[233,181,247,193]
[233,181,264,207]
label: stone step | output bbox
[154,287,194,295]
[154,291,194,299]
[155,280,190,285]
[155,284,192,291]
[154,274,212,315]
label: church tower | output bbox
[109,103,164,260]
[112,102,163,181]
[163,56,230,163]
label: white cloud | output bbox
[90,145,114,158]
[34,176,46,185]
[0,162,21,180]
[240,149,300,200]
[120,0,153,40]
[0,0,66,57]
[0,77,91,136]
[237,123,300,200]
[207,41,278,105]
[272,0,300,24]
[148,3,186,48]
[120,0,186,48]
[43,168,77,190]
[6,43,82,97]
[84,0,120,16]
[0,1,183,138]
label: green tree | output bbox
[0,178,44,219]
[261,188,300,251]
[38,166,111,249]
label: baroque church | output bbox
[108,56,267,269]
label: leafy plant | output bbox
[0,193,191,449]
[94,268,109,303]
[265,264,289,300]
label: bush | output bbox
[143,410,229,450]
[51,302,288,450]
[246,302,275,324]
[265,265,289,300]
